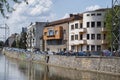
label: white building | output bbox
[69,9,108,52]
[26,22,47,51]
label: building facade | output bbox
[69,16,85,52]
[43,15,82,52]
[43,21,69,52]
[69,9,108,52]
[26,22,47,51]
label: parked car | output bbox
[102,50,112,56]
[77,51,87,56]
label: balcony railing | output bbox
[101,40,108,44]
[70,40,87,45]
[79,28,87,33]
[101,28,107,33]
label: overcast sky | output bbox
[0,0,111,36]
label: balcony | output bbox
[79,40,87,44]
[70,40,87,45]
[101,28,107,33]
[101,40,108,44]
[79,28,87,33]
[43,26,63,40]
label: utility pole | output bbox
[0,24,9,42]
[111,0,120,52]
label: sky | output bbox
[0,0,112,37]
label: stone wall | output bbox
[2,48,120,75]
[48,55,120,74]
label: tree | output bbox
[105,9,112,49]
[19,32,27,49]
[11,40,16,47]
[0,41,4,48]
[0,0,28,18]
[105,6,120,50]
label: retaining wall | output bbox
[2,48,120,75]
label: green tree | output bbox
[0,41,4,48]
[0,0,28,17]
[19,32,27,49]
[11,40,16,47]
[105,6,120,50]
[105,9,112,49]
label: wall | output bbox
[49,55,120,74]
[26,22,47,51]
[2,48,120,75]
[83,11,107,51]
[44,22,69,52]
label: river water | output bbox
[0,53,120,80]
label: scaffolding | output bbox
[111,0,120,51]
[0,24,10,42]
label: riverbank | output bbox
[2,47,120,75]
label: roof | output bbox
[84,8,110,13]
[45,14,83,27]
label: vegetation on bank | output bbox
[105,6,120,50]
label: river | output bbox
[0,53,120,80]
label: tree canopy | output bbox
[105,9,112,49]
[0,0,28,18]
[105,6,120,50]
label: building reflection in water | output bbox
[6,58,120,80]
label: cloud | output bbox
[6,0,55,34]
[86,5,101,11]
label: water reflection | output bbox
[0,54,120,80]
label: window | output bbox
[91,34,95,39]
[71,25,74,30]
[97,34,101,40]
[47,40,62,45]
[104,22,106,27]
[75,35,78,40]
[97,45,101,51]
[87,34,90,39]
[48,30,54,36]
[63,30,66,34]
[55,30,58,35]
[71,46,75,50]
[80,34,83,40]
[91,22,95,27]
[97,13,102,16]
[91,13,95,16]
[87,14,90,16]
[87,45,89,51]
[97,21,101,27]
[75,23,78,29]
[44,32,47,35]
[91,45,95,51]
[80,23,83,28]
[103,34,106,40]
[71,35,74,41]
[87,22,90,28]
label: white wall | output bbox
[68,10,106,51]
[83,11,106,51]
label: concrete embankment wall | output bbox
[2,48,120,75]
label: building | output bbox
[69,9,108,52]
[43,14,82,52]
[5,33,20,47]
[26,22,47,51]
[69,14,84,52]
[22,27,27,33]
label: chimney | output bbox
[69,14,73,17]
